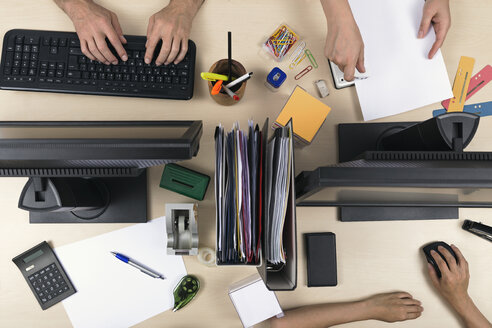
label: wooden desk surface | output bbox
[0,1,491,327]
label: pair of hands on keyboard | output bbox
[54,0,203,66]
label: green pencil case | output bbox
[160,163,210,201]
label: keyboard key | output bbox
[42,37,50,46]
[57,63,65,70]
[68,56,78,69]
[51,38,58,46]
[14,53,21,60]
[15,36,24,44]
[23,45,31,52]
[69,48,83,56]
[4,52,13,66]
[28,69,36,76]
[15,44,22,52]
[50,47,58,55]
[30,53,38,61]
[27,36,39,45]
[30,61,37,68]
[67,71,80,79]
[48,62,56,69]
[31,45,39,53]
[59,38,67,47]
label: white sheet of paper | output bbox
[56,217,187,328]
[349,0,453,121]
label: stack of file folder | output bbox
[215,119,297,290]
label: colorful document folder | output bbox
[215,119,297,291]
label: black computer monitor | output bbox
[295,113,492,221]
[0,121,202,223]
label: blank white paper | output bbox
[56,217,187,328]
[349,0,453,121]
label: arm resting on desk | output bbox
[270,292,423,328]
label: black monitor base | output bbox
[339,206,458,221]
[29,172,147,223]
[338,121,416,162]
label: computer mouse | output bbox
[422,241,458,278]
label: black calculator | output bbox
[12,241,76,310]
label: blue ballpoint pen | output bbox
[111,252,165,279]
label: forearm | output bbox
[271,300,373,328]
[450,295,492,328]
[168,0,204,17]
[320,0,354,23]
[54,0,90,13]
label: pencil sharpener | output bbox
[166,203,198,256]
[265,67,287,92]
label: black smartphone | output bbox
[304,232,337,287]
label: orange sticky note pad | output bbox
[275,86,331,144]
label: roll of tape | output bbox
[197,247,216,267]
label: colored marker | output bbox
[211,80,223,95]
[200,72,229,81]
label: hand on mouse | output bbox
[365,292,423,322]
[428,244,469,306]
[427,245,492,328]
[417,0,451,59]
[321,0,365,82]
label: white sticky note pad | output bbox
[229,275,283,328]
[349,0,453,121]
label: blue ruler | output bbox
[433,101,492,117]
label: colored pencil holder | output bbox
[208,59,247,106]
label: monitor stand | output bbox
[338,121,416,162]
[24,171,147,223]
[337,122,458,221]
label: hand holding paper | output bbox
[418,0,451,59]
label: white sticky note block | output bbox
[349,0,453,121]
[229,275,283,328]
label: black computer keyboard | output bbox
[0,29,195,100]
